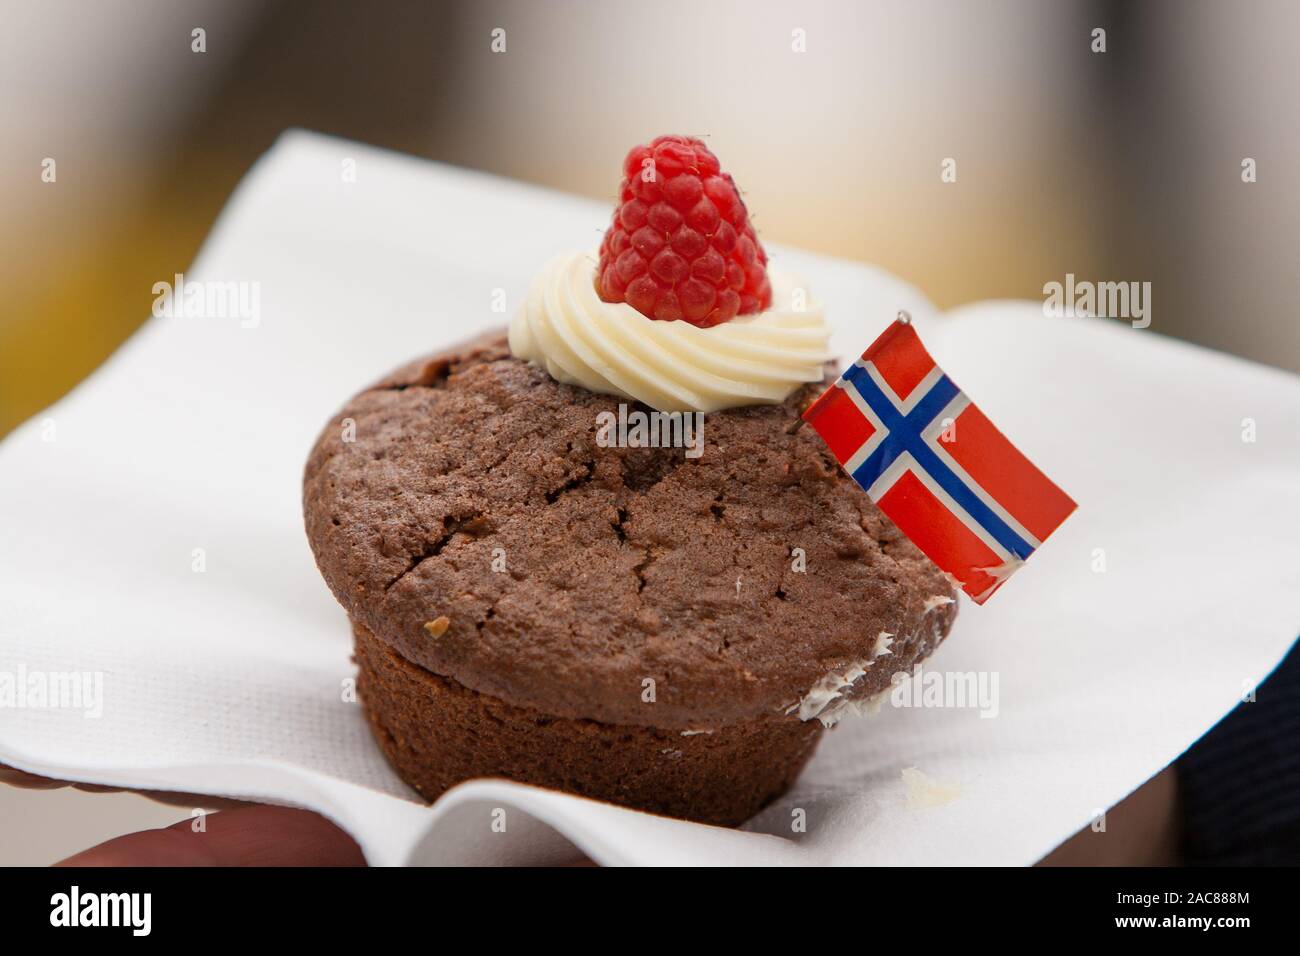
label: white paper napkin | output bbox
[2,131,1297,865]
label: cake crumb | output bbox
[901,766,961,809]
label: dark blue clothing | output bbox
[1179,637,1300,864]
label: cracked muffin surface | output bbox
[303,331,957,728]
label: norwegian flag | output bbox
[803,316,1076,604]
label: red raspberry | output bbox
[596,135,772,327]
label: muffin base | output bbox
[353,622,824,827]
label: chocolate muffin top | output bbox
[304,332,957,728]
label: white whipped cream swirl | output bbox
[508,252,834,413]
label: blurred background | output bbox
[1,0,1297,861]
[3,0,1299,441]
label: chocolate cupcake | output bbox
[303,136,958,826]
